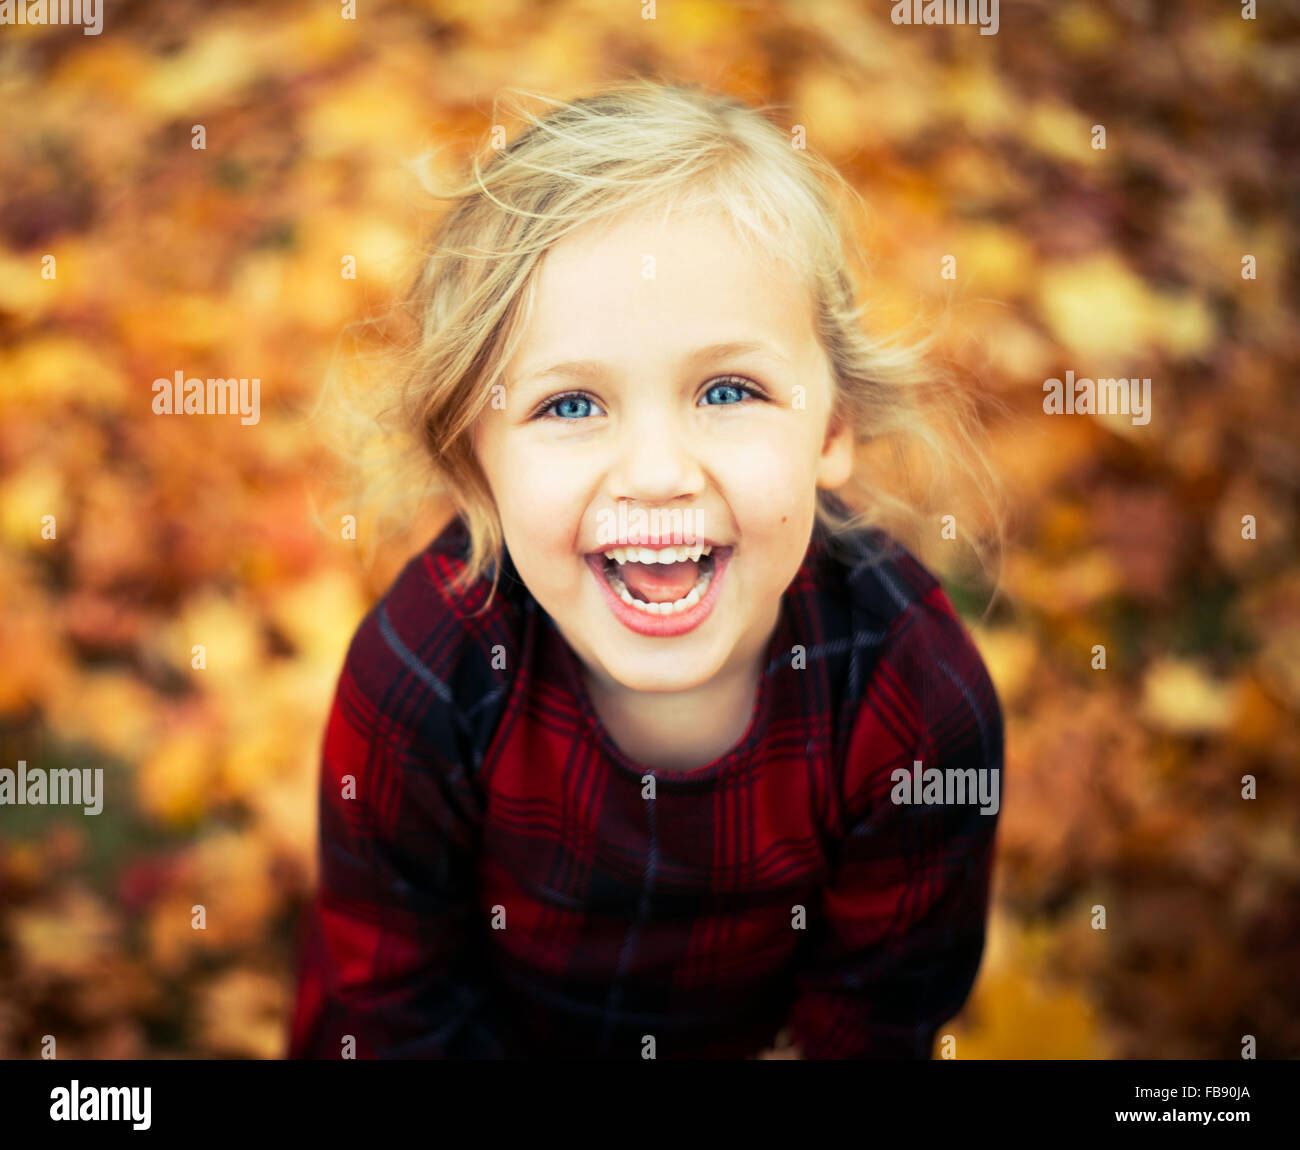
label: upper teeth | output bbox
[602,544,713,564]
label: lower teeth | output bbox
[604,564,713,615]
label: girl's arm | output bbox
[287,618,525,1059]
[783,585,1004,1059]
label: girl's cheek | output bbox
[483,439,584,563]
[728,450,814,512]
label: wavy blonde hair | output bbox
[313,78,1006,615]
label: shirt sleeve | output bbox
[784,585,1004,1059]
[287,620,526,1059]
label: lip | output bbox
[584,546,732,637]
[588,537,729,552]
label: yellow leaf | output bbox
[1037,253,1156,360]
[196,969,288,1059]
[1141,658,1241,735]
[970,627,1038,707]
[137,728,217,827]
[1038,252,1216,361]
[0,338,129,414]
[11,886,120,980]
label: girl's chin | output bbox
[595,670,718,698]
[547,608,720,691]
[587,640,725,692]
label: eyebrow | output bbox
[512,340,792,389]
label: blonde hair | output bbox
[314,78,1006,616]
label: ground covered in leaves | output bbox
[0,0,1296,1058]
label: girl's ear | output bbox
[816,410,855,490]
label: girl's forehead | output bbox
[546,203,789,270]
[529,213,809,323]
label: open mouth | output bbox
[594,544,726,616]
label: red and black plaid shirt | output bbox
[288,510,1003,1059]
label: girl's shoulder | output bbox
[805,520,997,714]
[808,520,945,633]
[804,491,948,634]
[334,516,522,749]
[804,522,1004,792]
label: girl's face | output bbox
[471,207,853,695]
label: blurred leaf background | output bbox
[0,0,1296,1058]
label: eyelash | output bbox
[530,376,768,421]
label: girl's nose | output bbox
[607,410,705,506]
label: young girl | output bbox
[288,80,1004,1060]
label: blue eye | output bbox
[535,391,603,420]
[700,377,763,406]
[531,376,765,421]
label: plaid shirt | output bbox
[288,509,1003,1060]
